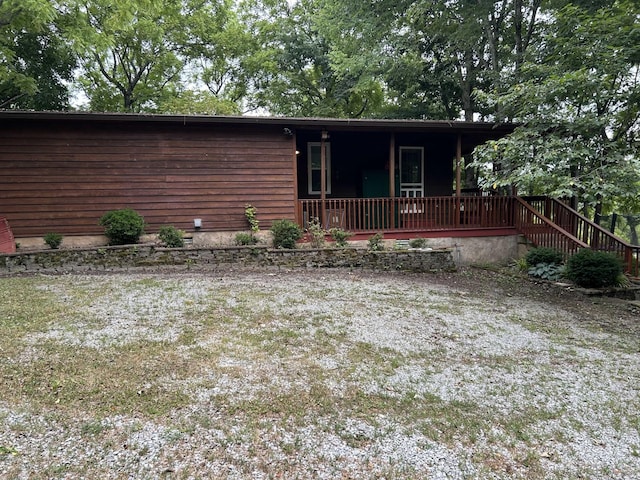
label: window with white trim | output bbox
[307,142,331,195]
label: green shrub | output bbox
[526,247,564,267]
[158,225,185,248]
[409,238,428,249]
[235,232,258,246]
[244,204,259,233]
[99,209,145,245]
[368,233,384,251]
[565,249,623,288]
[329,227,352,247]
[270,219,302,249]
[44,232,63,249]
[307,217,326,248]
[528,263,565,281]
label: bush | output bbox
[307,217,326,248]
[235,232,258,246]
[329,227,352,247]
[158,225,185,248]
[99,209,145,245]
[244,204,259,233]
[368,233,384,251]
[528,263,565,281]
[270,219,302,249]
[565,249,623,288]
[44,232,63,249]
[409,238,428,249]
[526,247,564,267]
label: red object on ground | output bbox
[0,217,16,254]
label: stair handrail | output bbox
[521,196,639,276]
[514,197,589,258]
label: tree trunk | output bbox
[625,215,639,245]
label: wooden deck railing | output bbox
[523,196,640,276]
[298,196,514,233]
[514,197,588,258]
[297,195,639,275]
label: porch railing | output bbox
[297,196,639,275]
[523,196,640,276]
[298,196,514,233]
[514,197,588,259]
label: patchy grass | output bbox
[0,270,639,479]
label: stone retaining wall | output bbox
[0,245,455,274]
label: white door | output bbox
[399,147,424,198]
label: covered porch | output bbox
[291,119,515,236]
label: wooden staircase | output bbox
[516,197,640,276]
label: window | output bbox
[308,142,331,195]
[399,146,424,197]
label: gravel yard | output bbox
[1,268,639,479]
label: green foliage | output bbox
[244,204,259,233]
[158,225,184,248]
[0,0,59,108]
[270,219,302,249]
[99,209,145,245]
[0,28,76,110]
[43,233,63,249]
[251,0,384,118]
[235,232,258,246]
[565,249,623,288]
[307,217,326,248]
[473,1,640,211]
[512,257,529,272]
[526,248,564,267]
[527,263,565,281]
[329,227,352,247]
[68,0,184,112]
[409,238,428,249]
[368,233,384,251]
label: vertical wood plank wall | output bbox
[0,120,295,237]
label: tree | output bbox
[473,1,640,219]
[67,0,184,112]
[251,0,384,118]
[0,28,75,109]
[0,0,71,108]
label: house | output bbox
[1,111,637,272]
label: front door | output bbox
[399,147,424,198]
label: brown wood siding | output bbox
[0,120,295,237]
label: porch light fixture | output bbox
[194,218,202,230]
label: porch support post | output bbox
[389,133,396,229]
[455,134,462,228]
[321,129,328,227]
[292,131,299,226]
[455,134,462,197]
[389,133,396,197]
